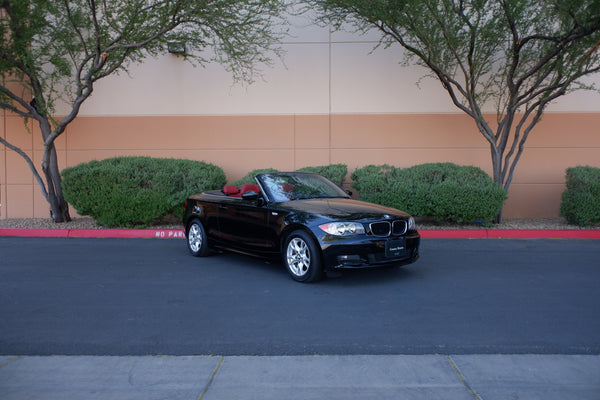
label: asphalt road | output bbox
[0,237,598,356]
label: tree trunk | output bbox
[46,172,71,223]
[494,207,503,224]
[490,144,505,224]
[41,132,71,223]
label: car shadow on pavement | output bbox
[185,247,420,287]
[324,265,418,287]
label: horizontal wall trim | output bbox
[5,111,599,118]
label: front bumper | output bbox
[319,231,420,270]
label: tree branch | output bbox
[0,84,39,120]
[377,18,498,147]
[0,136,48,201]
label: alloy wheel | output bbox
[188,223,202,253]
[287,237,311,277]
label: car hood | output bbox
[277,198,411,221]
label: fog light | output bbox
[337,255,362,266]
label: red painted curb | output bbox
[419,230,489,239]
[0,228,71,238]
[0,228,185,239]
[67,229,186,239]
[485,229,600,239]
[1,228,599,239]
[419,229,600,239]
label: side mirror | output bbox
[242,191,265,206]
[344,189,353,197]
[242,191,260,200]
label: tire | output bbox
[283,230,323,282]
[187,219,210,257]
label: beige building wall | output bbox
[2,15,600,220]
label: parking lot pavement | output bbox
[1,354,599,400]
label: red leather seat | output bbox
[223,185,240,196]
[281,182,294,193]
[280,182,296,199]
[240,184,260,195]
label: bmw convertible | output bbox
[183,172,420,282]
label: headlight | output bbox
[408,217,416,231]
[319,222,365,236]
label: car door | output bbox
[216,196,278,253]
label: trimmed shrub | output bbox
[61,156,226,227]
[352,163,507,223]
[231,168,279,186]
[296,164,348,186]
[560,166,600,226]
[231,164,348,187]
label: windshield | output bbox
[258,173,349,203]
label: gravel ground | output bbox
[416,217,599,230]
[0,216,598,230]
[0,217,180,230]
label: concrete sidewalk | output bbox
[1,354,599,400]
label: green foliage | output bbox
[1,0,288,119]
[61,157,226,227]
[560,166,600,226]
[309,0,600,115]
[231,168,280,186]
[296,164,348,186]
[352,163,507,223]
[231,164,349,187]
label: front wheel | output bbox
[187,219,210,257]
[284,230,323,282]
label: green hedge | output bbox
[560,166,600,226]
[231,168,279,187]
[296,164,348,187]
[62,156,226,227]
[351,163,507,223]
[231,164,348,187]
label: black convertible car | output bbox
[183,172,420,282]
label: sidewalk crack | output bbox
[198,356,224,400]
[0,356,20,369]
[446,355,483,400]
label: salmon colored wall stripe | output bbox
[1,112,599,219]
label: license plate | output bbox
[385,238,407,258]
